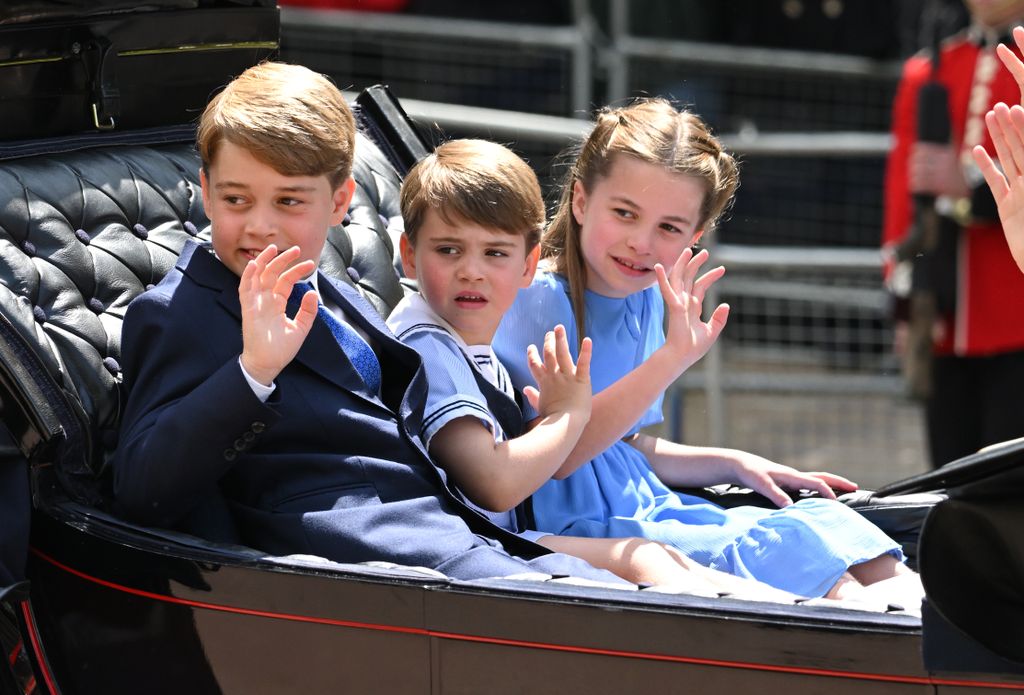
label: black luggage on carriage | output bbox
[0,1,279,141]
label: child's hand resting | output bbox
[522,324,593,422]
[239,244,318,386]
[727,450,859,508]
[656,247,730,371]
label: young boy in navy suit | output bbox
[111,62,624,583]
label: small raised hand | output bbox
[656,247,730,371]
[239,244,318,386]
[523,324,593,422]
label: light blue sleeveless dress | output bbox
[493,270,903,597]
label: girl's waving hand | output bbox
[655,247,729,369]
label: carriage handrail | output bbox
[348,93,894,156]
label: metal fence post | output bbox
[606,0,629,103]
[570,0,594,115]
[705,239,726,448]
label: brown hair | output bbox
[544,97,739,342]
[401,139,544,252]
[197,62,356,188]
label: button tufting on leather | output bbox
[75,229,90,245]
[21,240,35,255]
[342,213,352,226]
[346,266,360,283]
[132,224,149,240]
[145,284,155,291]
[32,306,45,323]
[102,357,120,376]
[377,213,388,230]
[88,298,105,313]
[184,221,198,236]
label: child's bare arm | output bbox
[428,326,592,512]
[628,433,857,508]
[238,244,319,385]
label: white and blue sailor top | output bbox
[387,293,545,541]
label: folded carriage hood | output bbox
[884,437,1024,665]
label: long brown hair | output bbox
[543,98,739,342]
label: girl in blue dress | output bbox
[494,98,921,602]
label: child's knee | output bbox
[623,538,684,574]
[825,572,863,600]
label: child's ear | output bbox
[692,229,705,246]
[330,177,357,225]
[199,167,211,215]
[399,233,417,279]
[521,244,540,287]
[571,180,587,226]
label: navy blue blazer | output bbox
[112,242,619,582]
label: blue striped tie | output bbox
[289,282,381,393]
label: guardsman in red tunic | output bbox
[883,0,1024,467]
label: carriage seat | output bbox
[0,87,940,568]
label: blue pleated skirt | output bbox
[531,440,903,598]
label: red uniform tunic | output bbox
[883,30,1024,357]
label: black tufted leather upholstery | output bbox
[0,127,408,506]
[320,133,406,317]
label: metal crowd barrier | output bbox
[288,5,928,483]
